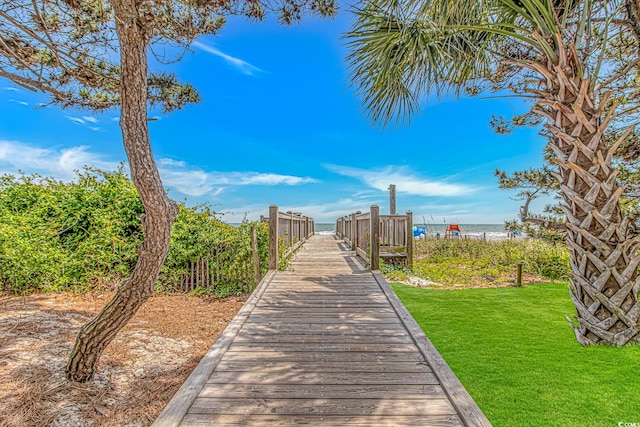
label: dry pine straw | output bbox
[0,291,245,427]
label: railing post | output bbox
[269,205,279,270]
[389,184,396,215]
[288,211,294,246]
[305,216,310,239]
[406,210,413,269]
[350,212,357,251]
[370,205,380,270]
[355,211,361,251]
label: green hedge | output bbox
[0,168,142,292]
[0,168,268,295]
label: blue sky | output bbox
[0,6,551,225]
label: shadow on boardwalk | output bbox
[154,234,491,427]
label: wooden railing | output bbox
[177,225,262,293]
[336,205,413,270]
[262,205,314,270]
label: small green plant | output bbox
[380,261,411,281]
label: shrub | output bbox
[0,168,269,296]
[409,238,571,285]
[0,168,143,292]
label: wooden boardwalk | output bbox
[154,235,491,426]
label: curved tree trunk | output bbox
[66,0,178,382]
[531,39,640,345]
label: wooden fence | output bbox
[178,225,261,292]
[262,205,314,270]
[178,206,314,292]
[336,205,413,270]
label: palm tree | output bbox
[346,0,640,345]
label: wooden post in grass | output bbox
[516,262,524,286]
[268,205,278,270]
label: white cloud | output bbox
[159,168,215,197]
[65,116,86,125]
[325,164,477,197]
[220,197,375,224]
[193,41,263,76]
[4,87,19,92]
[158,158,187,168]
[66,116,107,132]
[157,158,317,197]
[0,140,119,180]
[0,141,315,200]
[235,172,315,186]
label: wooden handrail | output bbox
[336,206,413,270]
[264,205,314,271]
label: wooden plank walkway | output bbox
[154,235,491,426]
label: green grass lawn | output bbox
[391,282,640,427]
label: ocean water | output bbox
[415,223,508,240]
[314,223,337,235]
[315,223,508,239]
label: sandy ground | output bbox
[0,291,246,427]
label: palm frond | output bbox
[344,1,493,127]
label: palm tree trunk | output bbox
[532,39,640,345]
[65,0,178,382]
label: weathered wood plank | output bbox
[262,290,387,297]
[180,414,464,427]
[227,343,418,353]
[258,292,389,307]
[213,360,432,373]
[206,371,439,385]
[257,297,389,311]
[268,277,377,282]
[238,324,413,335]
[189,397,457,416]
[221,351,426,363]
[198,383,443,399]
[248,312,399,320]
[265,285,381,290]
[233,333,413,344]
[245,316,401,324]
[251,307,396,314]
